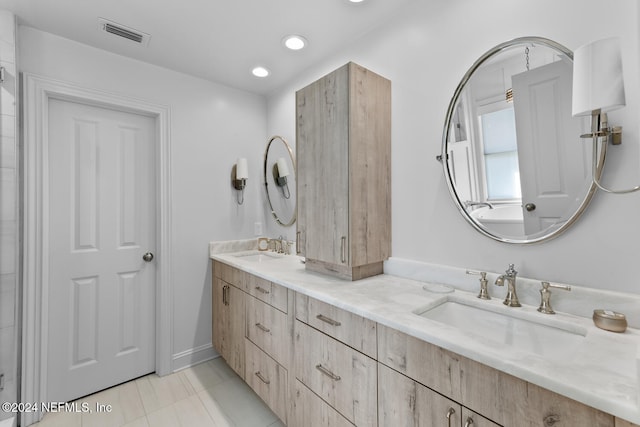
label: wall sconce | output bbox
[232,158,248,204]
[273,157,291,199]
[572,37,640,194]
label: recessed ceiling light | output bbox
[283,35,308,51]
[348,0,366,3]
[252,66,270,78]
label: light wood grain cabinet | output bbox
[246,294,290,367]
[377,324,615,427]
[246,273,288,313]
[294,320,377,426]
[295,293,377,359]
[292,380,354,427]
[212,263,637,426]
[212,267,246,379]
[296,62,391,280]
[378,363,500,427]
[245,339,289,423]
[243,274,293,425]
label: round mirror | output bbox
[263,135,297,226]
[442,37,604,244]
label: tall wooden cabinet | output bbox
[296,62,391,280]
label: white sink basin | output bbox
[232,251,283,262]
[414,295,587,359]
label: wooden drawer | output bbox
[246,294,290,368]
[214,261,244,288]
[294,320,377,426]
[246,273,288,313]
[377,324,614,427]
[293,380,354,427]
[245,339,288,424]
[295,293,376,358]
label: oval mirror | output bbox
[264,135,297,226]
[442,37,604,244]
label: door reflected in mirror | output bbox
[442,37,603,244]
[264,135,297,227]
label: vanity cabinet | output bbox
[294,294,378,426]
[377,324,615,427]
[212,260,639,427]
[212,261,246,379]
[296,62,391,280]
[245,339,289,423]
[378,363,499,427]
[244,278,293,425]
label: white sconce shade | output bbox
[236,158,249,179]
[276,157,290,177]
[572,37,626,117]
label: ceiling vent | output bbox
[98,18,151,46]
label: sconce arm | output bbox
[591,135,640,194]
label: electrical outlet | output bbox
[254,222,262,236]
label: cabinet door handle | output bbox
[464,417,474,427]
[315,364,341,381]
[255,286,270,294]
[340,236,346,263]
[254,371,270,385]
[316,314,341,327]
[296,231,301,254]
[222,285,228,306]
[255,323,271,333]
[446,408,456,427]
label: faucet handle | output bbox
[537,281,571,314]
[466,270,490,300]
[506,263,517,276]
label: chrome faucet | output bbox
[464,200,494,210]
[495,264,521,307]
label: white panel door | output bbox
[512,60,590,235]
[47,99,156,403]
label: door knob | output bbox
[142,252,154,262]
[525,203,536,212]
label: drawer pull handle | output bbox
[464,417,474,427]
[222,285,229,306]
[254,371,270,385]
[446,408,456,427]
[255,286,270,294]
[255,323,271,333]
[315,364,341,381]
[316,314,341,327]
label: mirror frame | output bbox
[263,135,297,227]
[441,36,604,244]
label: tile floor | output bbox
[32,357,285,427]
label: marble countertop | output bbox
[210,247,640,424]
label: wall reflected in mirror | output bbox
[264,135,297,226]
[442,37,603,244]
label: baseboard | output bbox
[171,343,217,372]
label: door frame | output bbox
[21,73,173,426]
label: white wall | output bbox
[18,26,267,369]
[266,0,640,294]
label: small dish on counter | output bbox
[593,309,627,333]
